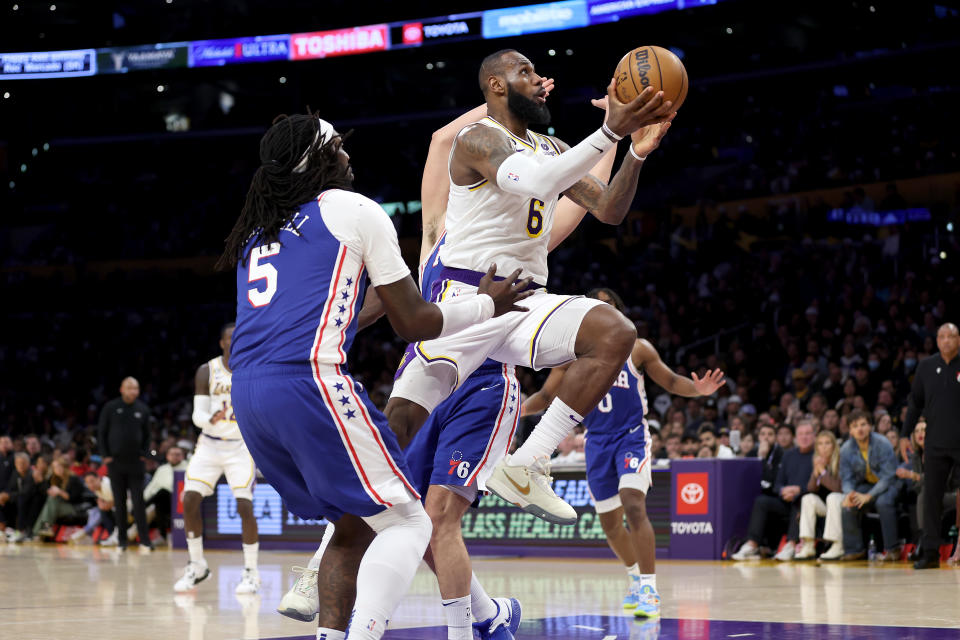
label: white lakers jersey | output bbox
[206,356,242,440]
[439,117,562,285]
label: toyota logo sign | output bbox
[676,471,709,514]
[681,482,704,505]
[402,23,423,45]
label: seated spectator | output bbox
[0,436,13,489]
[839,410,899,561]
[718,427,732,452]
[776,423,795,450]
[796,430,844,560]
[6,455,50,542]
[1,453,35,541]
[663,434,681,459]
[755,424,783,494]
[738,432,756,458]
[142,445,188,538]
[649,426,663,459]
[821,409,841,437]
[681,435,699,458]
[32,456,86,538]
[883,426,903,462]
[732,419,814,560]
[70,472,115,544]
[698,424,735,458]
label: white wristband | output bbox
[192,395,213,429]
[601,123,623,141]
[629,146,647,162]
[436,294,495,337]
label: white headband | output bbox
[292,117,337,174]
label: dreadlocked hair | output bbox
[216,110,354,270]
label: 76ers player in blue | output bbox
[217,112,529,640]
[523,289,725,619]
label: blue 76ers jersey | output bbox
[582,357,648,441]
[232,189,411,373]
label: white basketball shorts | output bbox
[391,284,604,413]
[184,434,256,501]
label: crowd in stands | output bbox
[1,4,958,560]
[0,429,189,546]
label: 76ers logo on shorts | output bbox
[448,450,471,479]
[623,452,641,470]
[675,472,709,515]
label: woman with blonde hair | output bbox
[795,430,844,560]
[31,455,86,538]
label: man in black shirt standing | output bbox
[901,323,960,569]
[98,376,153,551]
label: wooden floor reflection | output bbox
[1,543,958,639]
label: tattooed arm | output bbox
[557,117,673,224]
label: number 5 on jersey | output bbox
[248,243,280,307]
[526,198,545,238]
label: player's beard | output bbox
[507,85,551,126]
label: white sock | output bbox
[470,573,497,622]
[316,629,345,640]
[511,398,583,467]
[441,595,472,640]
[309,524,335,571]
[242,542,258,571]
[348,506,431,639]
[641,574,657,591]
[187,535,205,566]
[627,563,641,579]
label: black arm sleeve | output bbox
[901,364,925,438]
[140,405,152,457]
[98,402,111,458]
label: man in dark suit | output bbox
[98,376,152,551]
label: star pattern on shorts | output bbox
[344,409,357,419]
[339,396,351,406]
[346,277,353,286]
[340,290,349,300]
[338,304,346,313]
[335,318,344,327]
[333,382,344,391]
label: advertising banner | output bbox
[669,459,761,559]
[291,25,389,60]
[174,467,674,555]
[0,49,95,79]
[482,1,589,39]
[392,16,483,47]
[97,43,188,74]
[189,35,290,68]
[588,0,722,24]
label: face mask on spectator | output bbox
[868,360,880,371]
[904,358,917,370]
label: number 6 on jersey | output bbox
[527,198,545,238]
[248,243,280,307]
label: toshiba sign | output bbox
[291,25,388,60]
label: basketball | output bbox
[614,45,688,111]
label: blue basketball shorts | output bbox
[584,424,652,514]
[404,360,520,496]
[232,364,419,522]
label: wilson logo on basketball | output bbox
[675,472,709,515]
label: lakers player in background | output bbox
[175,322,260,594]
[523,289,725,618]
